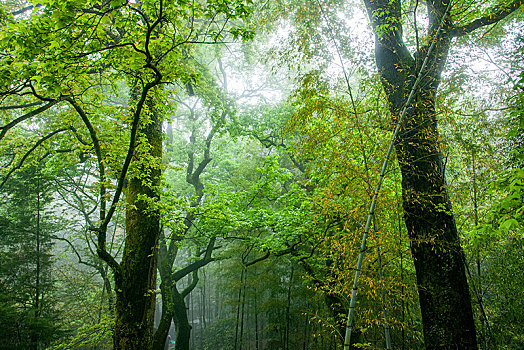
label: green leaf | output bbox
[500,218,519,232]
[110,0,126,8]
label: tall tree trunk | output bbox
[201,271,207,329]
[113,104,162,350]
[254,288,259,350]
[302,311,308,350]
[387,48,477,350]
[361,0,478,348]
[153,229,176,350]
[472,152,488,350]
[234,267,245,350]
[152,281,174,350]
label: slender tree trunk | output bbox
[207,273,212,324]
[113,102,162,350]
[152,282,174,350]
[375,245,391,349]
[234,267,245,350]
[302,312,308,350]
[472,152,487,350]
[153,229,176,350]
[254,288,259,350]
[97,265,114,322]
[202,271,207,328]
[173,287,192,350]
[31,172,41,350]
[215,270,220,319]
[397,190,406,350]
[299,258,361,347]
[200,281,204,349]
[199,293,203,349]
[239,267,248,350]
[285,265,294,350]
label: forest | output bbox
[0,0,523,349]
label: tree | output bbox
[0,165,62,349]
[153,49,241,350]
[0,1,253,348]
[360,0,523,348]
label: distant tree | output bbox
[0,164,62,349]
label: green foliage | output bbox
[51,314,113,350]
[1,0,523,348]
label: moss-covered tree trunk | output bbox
[113,105,162,350]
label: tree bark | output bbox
[391,71,477,349]
[113,103,162,350]
[152,281,174,350]
[173,286,193,350]
[362,0,480,348]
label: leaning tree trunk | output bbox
[113,104,162,350]
[362,0,478,348]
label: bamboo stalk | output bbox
[313,0,395,346]
[342,2,453,348]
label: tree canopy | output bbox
[0,0,523,349]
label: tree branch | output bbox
[244,250,270,267]
[65,97,121,274]
[51,235,98,269]
[181,270,199,298]
[0,101,43,111]
[11,4,41,16]
[0,128,69,190]
[451,0,524,37]
[0,100,60,142]
[172,237,216,282]
[70,126,93,146]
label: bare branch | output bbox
[52,235,98,269]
